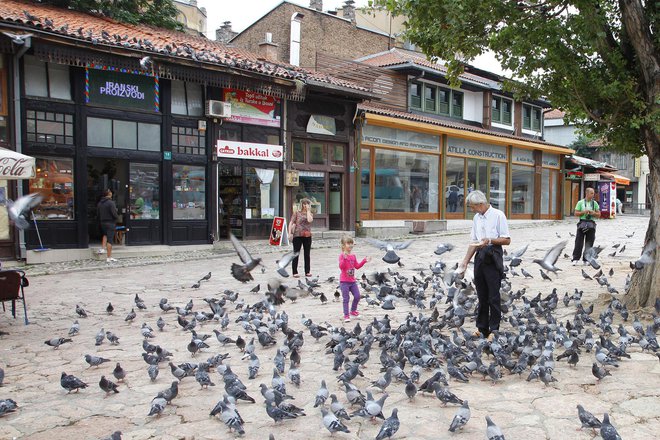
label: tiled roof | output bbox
[358,49,499,89]
[359,102,568,149]
[0,0,369,93]
[544,109,565,119]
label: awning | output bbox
[566,154,617,171]
[601,172,631,186]
[0,147,36,179]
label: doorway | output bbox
[87,158,128,246]
[329,173,342,230]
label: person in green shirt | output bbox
[571,187,600,265]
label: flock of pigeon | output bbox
[0,226,658,439]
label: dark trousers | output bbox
[473,250,503,336]
[572,226,596,261]
[292,236,312,275]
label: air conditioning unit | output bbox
[206,100,231,118]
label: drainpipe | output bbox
[12,35,32,259]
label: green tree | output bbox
[39,0,183,30]
[373,0,659,308]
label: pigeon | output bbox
[94,328,105,346]
[434,243,454,256]
[276,251,299,277]
[539,269,552,281]
[156,317,166,331]
[124,308,136,322]
[577,404,601,430]
[449,400,471,432]
[485,415,505,440]
[157,381,179,404]
[0,366,4,386]
[68,320,80,336]
[212,400,245,435]
[521,268,533,278]
[99,375,119,395]
[351,391,387,419]
[321,407,350,434]
[365,238,414,264]
[375,408,399,440]
[633,240,656,269]
[533,240,566,273]
[505,244,528,266]
[329,394,350,420]
[591,362,611,382]
[265,399,297,422]
[85,354,110,367]
[106,302,114,314]
[229,233,263,282]
[7,193,44,229]
[44,337,72,349]
[112,363,126,382]
[75,304,88,318]
[148,396,167,416]
[200,271,212,282]
[314,380,329,407]
[581,269,593,280]
[60,372,88,393]
[148,364,159,382]
[404,379,417,399]
[600,413,622,440]
[584,246,604,269]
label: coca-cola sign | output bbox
[0,155,35,179]
[215,140,283,162]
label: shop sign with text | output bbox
[223,88,280,127]
[447,137,507,161]
[362,125,439,151]
[215,140,283,162]
[512,147,535,165]
[87,69,157,111]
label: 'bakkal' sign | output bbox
[215,140,283,162]
[87,69,158,112]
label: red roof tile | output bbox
[544,109,565,119]
[0,0,368,93]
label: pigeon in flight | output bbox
[532,240,566,273]
[276,251,299,277]
[229,233,263,282]
[584,246,605,269]
[365,238,413,264]
[7,193,44,230]
[504,244,528,267]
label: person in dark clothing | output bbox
[97,189,119,263]
[571,187,600,265]
[288,198,313,277]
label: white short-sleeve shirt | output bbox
[471,206,510,242]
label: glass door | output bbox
[218,161,243,239]
[87,158,128,245]
[329,173,342,230]
[127,162,161,244]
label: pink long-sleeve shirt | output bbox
[339,253,367,283]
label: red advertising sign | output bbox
[223,88,280,127]
[269,216,289,246]
[216,140,284,162]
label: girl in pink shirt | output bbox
[339,235,371,322]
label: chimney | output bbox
[258,33,279,61]
[216,21,238,43]
[342,0,356,23]
[189,0,197,6]
[309,0,323,11]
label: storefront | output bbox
[215,88,283,240]
[286,96,357,230]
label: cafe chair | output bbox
[0,269,30,325]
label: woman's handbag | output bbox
[301,230,312,238]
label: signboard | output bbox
[269,216,289,246]
[512,147,535,165]
[542,152,560,168]
[362,125,440,151]
[87,68,158,111]
[566,171,583,180]
[216,140,284,162]
[307,115,337,135]
[584,173,600,181]
[447,137,507,161]
[598,181,616,219]
[163,151,172,161]
[223,88,280,127]
[0,147,35,179]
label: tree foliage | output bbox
[38,0,183,31]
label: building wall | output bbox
[544,124,577,147]
[462,89,484,124]
[230,3,393,69]
[174,0,207,35]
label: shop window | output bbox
[246,167,280,219]
[523,104,542,131]
[171,80,204,116]
[172,125,206,155]
[424,84,436,112]
[445,156,465,214]
[23,55,71,100]
[87,117,160,151]
[489,162,507,210]
[0,57,8,144]
[292,141,305,163]
[309,143,326,165]
[26,111,74,145]
[29,157,75,220]
[330,145,344,166]
[360,149,370,211]
[541,168,559,215]
[295,172,325,214]
[409,82,422,109]
[512,164,535,214]
[373,149,439,213]
[492,96,512,125]
[129,163,159,220]
[173,165,206,220]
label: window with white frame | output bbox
[492,95,512,125]
[23,55,71,100]
[522,104,542,131]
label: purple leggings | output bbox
[340,281,361,316]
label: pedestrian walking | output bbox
[571,187,600,265]
[338,235,370,322]
[97,189,119,263]
[289,198,313,277]
[458,190,510,341]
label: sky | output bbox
[196,0,506,75]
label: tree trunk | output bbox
[624,135,659,310]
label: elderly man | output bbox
[458,190,510,341]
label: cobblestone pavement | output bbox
[0,216,657,440]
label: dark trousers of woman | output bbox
[572,225,596,261]
[473,247,504,337]
[292,236,312,275]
